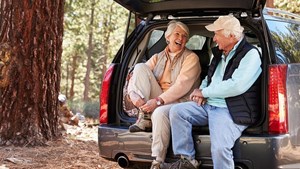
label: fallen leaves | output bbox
[0,122,122,169]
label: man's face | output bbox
[167,26,188,53]
[213,30,235,53]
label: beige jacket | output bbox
[146,47,201,104]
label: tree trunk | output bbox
[83,0,95,102]
[0,0,64,146]
[100,2,114,82]
[266,0,274,8]
[65,61,69,97]
[69,54,78,101]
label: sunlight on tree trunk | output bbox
[100,1,115,82]
[266,0,274,8]
[0,0,64,146]
[69,54,78,101]
[83,0,95,102]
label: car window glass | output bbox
[126,13,138,38]
[267,20,300,63]
[186,35,206,50]
[148,30,164,48]
[244,32,262,55]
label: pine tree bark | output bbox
[0,0,64,146]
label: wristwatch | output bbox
[155,97,164,106]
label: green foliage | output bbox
[61,0,128,101]
[68,100,85,114]
[67,100,99,119]
[270,23,300,63]
[274,0,300,14]
[83,101,100,119]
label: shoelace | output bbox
[169,158,194,169]
[169,159,185,169]
[181,159,191,166]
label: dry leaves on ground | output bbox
[0,123,122,169]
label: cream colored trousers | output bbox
[127,63,174,162]
[151,103,175,162]
[127,63,162,100]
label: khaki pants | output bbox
[151,103,175,162]
[128,63,174,162]
[127,63,162,100]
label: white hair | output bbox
[165,20,189,43]
[222,28,244,40]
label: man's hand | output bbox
[190,89,206,106]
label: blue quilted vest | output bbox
[207,38,262,126]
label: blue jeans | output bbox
[169,102,247,169]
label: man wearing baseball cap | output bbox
[163,15,262,169]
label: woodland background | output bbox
[60,0,128,119]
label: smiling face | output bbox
[213,30,238,55]
[166,26,188,53]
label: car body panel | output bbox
[98,125,152,161]
[99,125,300,169]
[286,64,300,146]
[114,0,266,17]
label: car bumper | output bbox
[98,125,300,169]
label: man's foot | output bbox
[167,158,199,169]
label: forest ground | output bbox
[0,120,123,169]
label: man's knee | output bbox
[211,145,230,158]
[169,104,181,121]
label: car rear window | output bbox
[186,35,206,50]
[267,20,300,63]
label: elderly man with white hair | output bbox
[164,15,262,169]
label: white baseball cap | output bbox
[205,15,244,33]
[58,94,67,103]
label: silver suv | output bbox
[98,0,300,168]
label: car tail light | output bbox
[268,64,288,134]
[99,64,115,124]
